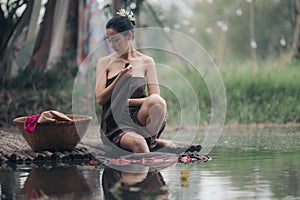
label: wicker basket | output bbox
[13,114,92,151]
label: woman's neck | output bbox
[120,49,136,60]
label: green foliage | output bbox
[3,51,78,90]
[150,0,295,63]
[0,0,29,53]
[0,88,73,126]
[252,0,294,58]
[0,51,78,127]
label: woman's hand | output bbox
[95,60,132,106]
[116,64,133,80]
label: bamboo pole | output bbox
[0,130,104,165]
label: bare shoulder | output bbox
[97,53,118,69]
[97,54,113,65]
[138,52,155,64]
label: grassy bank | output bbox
[222,61,300,124]
[162,125,300,150]
[1,60,299,127]
[161,60,300,125]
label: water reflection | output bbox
[160,149,300,200]
[0,169,19,199]
[1,148,299,199]
[102,166,168,200]
[18,166,91,199]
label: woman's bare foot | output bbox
[154,139,190,153]
[156,139,178,149]
[154,139,202,154]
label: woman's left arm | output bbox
[128,57,159,106]
[145,57,160,95]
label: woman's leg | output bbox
[120,131,150,153]
[137,94,167,138]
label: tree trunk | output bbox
[46,0,71,70]
[29,0,78,70]
[111,0,125,14]
[29,0,57,70]
[290,0,300,60]
[0,0,41,80]
[249,0,257,69]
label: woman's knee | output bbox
[146,94,167,109]
[137,94,167,126]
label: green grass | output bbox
[222,61,300,124]
[161,125,300,151]
[161,60,300,125]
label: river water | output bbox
[1,127,300,200]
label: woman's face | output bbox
[106,28,130,55]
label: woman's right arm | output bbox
[95,58,132,106]
[95,58,109,106]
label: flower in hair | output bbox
[116,9,135,23]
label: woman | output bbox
[95,10,170,153]
[102,166,168,200]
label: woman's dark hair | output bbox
[106,15,135,37]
